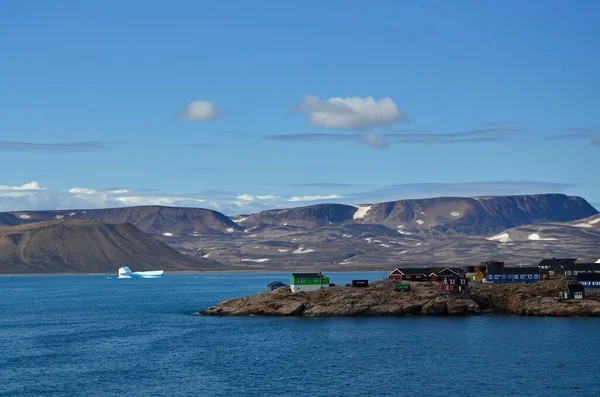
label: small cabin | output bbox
[538,258,578,278]
[351,280,369,288]
[440,277,468,294]
[266,281,287,291]
[466,271,485,281]
[560,283,585,300]
[388,268,403,280]
[393,283,411,292]
[289,272,330,293]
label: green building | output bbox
[290,272,330,293]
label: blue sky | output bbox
[1,0,599,214]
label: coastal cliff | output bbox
[201,280,481,316]
[200,279,600,317]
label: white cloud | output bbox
[286,194,342,202]
[290,95,408,130]
[236,194,255,202]
[256,195,278,200]
[68,187,97,195]
[178,100,222,121]
[0,181,44,191]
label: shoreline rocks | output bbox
[200,279,600,317]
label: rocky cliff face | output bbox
[240,204,357,228]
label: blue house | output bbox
[576,273,600,294]
[266,281,287,291]
[486,267,540,283]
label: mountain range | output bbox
[0,193,598,274]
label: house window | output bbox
[528,275,532,279]
[567,271,572,275]
[494,275,499,280]
[488,275,492,280]
[298,278,305,283]
[508,274,513,279]
[573,271,578,275]
[314,278,319,282]
[502,275,507,279]
[520,275,525,280]
[534,274,539,279]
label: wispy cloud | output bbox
[290,95,408,130]
[265,127,520,148]
[545,133,591,141]
[477,121,522,127]
[177,100,221,121]
[286,194,342,202]
[0,140,106,153]
[290,183,359,188]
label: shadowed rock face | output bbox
[357,194,598,237]
[241,203,358,228]
[0,219,223,274]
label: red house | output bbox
[440,277,468,294]
[388,268,404,280]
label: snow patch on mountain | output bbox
[487,232,511,243]
[241,258,270,263]
[232,217,247,224]
[293,247,315,254]
[588,218,600,225]
[573,223,593,228]
[162,232,173,237]
[451,212,460,217]
[55,215,64,220]
[416,219,424,225]
[19,214,31,219]
[353,205,372,219]
[278,249,289,253]
[225,228,234,233]
[527,233,557,241]
[380,244,390,248]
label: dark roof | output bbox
[291,272,325,279]
[489,267,539,275]
[537,258,578,270]
[266,281,286,287]
[564,263,599,272]
[566,283,585,293]
[577,273,600,282]
[396,267,464,276]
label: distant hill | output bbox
[237,194,598,237]
[3,206,241,237]
[0,219,223,274]
[238,203,357,228]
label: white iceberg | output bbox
[118,266,164,279]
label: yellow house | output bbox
[466,271,485,281]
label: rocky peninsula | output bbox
[200,279,600,317]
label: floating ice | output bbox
[118,266,163,279]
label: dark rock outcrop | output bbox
[201,281,481,317]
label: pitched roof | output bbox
[538,258,578,270]
[291,272,325,279]
[577,273,600,282]
[266,281,286,287]
[489,267,539,275]
[566,283,585,293]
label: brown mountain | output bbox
[0,219,222,274]
[5,206,241,237]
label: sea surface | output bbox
[1,272,599,397]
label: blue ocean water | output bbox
[1,272,599,397]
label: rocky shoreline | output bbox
[200,279,600,317]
